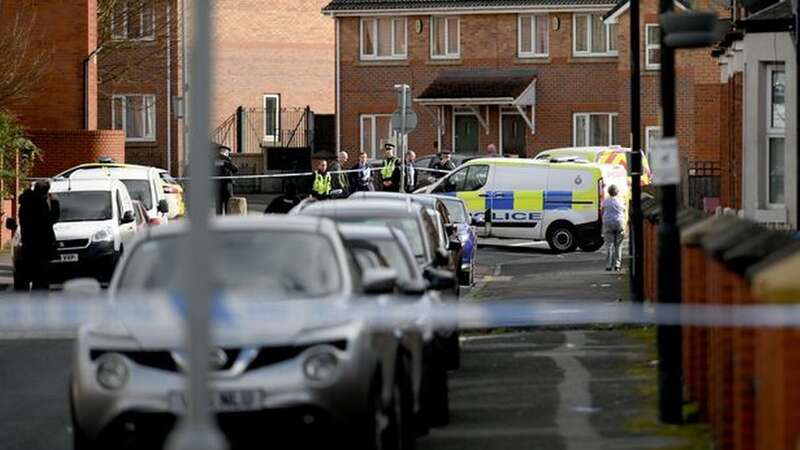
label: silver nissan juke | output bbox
[69,216,422,450]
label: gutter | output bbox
[324,5,619,17]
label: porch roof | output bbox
[415,69,537,106]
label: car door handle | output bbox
[493,193,506,198]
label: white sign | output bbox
[650,137,681,186]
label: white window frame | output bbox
[430,16,461,59]
[765,64,786,208]
[645,24,661,70]
[360,17,408,61]
[572,112,619,146]
[111,94,157,142]
[360,114,394,158]
[572,13,618,57]
[645,126,662,153]
[110,0,156,41]
[517,14,549,58]
[263,94,281,143]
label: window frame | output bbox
[645,126,662,153]
[572,13,618,57]
[572,112,619,147]
[645,24,661,70]
[360,114,394,159]
[765,64,786,208]
[517,14,550,58]
[110,0,156,42]
[263,93,281,143]
[360,17,408,61]
[430,16,461,60]
[111,94,157,142]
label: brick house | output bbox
[96,0,184,174]
[323,0,727,205]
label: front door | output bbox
[502,114,527,157]
[454,115,479,154]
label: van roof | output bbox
[50,178,120,193]
[68,166,152,180]
[463,157,606,172]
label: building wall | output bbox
[28,129,126,177]
[212,0,335,128]
[337,12,620,159]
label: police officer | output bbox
[380,144,401,192]
[311,159,332,200]
[215,145,239,215]
[431,151,456,178]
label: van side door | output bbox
[430,164,491,237]
[489,165,547,240]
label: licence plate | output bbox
[58,254,78,263]
[169,390,265,414]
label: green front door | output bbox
[455,115,479,154]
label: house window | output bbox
[431,16,460,59]
[645,24,661,70]
[645,126,662,153]
[766,65,786,206]
[361,18,407,60]
[360,114,394,158]
[573,113,619,146]
[573,13,617,56]
[518,14,549,57]
[112,94,156,142]
[264,94,281,143]
[110,0,155,41]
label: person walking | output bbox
[17,180,60,291]
[431,151,455,179]
[329,151,350,196]
[351,151,374,192]
[602,184,626,271]
[311,159,332,200]
[264,182,302,214]
[214,145,239,215]
[404,150,417,193]
[380,144,401,192]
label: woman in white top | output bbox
[602,184,627,271]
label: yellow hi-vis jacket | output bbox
[312,171,332,196]
[381,158,397,180]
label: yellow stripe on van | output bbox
[514,191,543,211]
[458,191,485,212]
[572,189,596,211]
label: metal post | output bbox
[629,0,645,303]
[398,84,409,194]
[236,106,244,154]
[657,0,683,424]
[795,0,800,229]
[166,0,226,449]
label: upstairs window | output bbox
[766,65,786,206]
[573,13,617,56]
[645,24,661,70]
[361,17,407,60]
[110,0,155,41]
[431,16,460,59]
[518,14,549,57]
[112,94,156,142]
[573,113,619,146]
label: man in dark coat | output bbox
[17,180,60,291]
[350,151,374,192]
[329,151,351,196]
[215,145,239,215]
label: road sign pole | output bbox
[396,84,409,193]
[629,0,645,304]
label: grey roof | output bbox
[417,69,537,100]
[741,0,792,32]
[324,0,618,12]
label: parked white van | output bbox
[418,158,629,252]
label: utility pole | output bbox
[656,0,683,424]
[629,0,645,303]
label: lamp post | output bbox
[629,0,645,304]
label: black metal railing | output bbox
[212,106,313,154]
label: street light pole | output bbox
[656,0,684,424]
[629,0,645,303]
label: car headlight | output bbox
[91,228,114,243]
[303,350,339,382]
[96,353,129,390]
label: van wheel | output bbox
[546,222,578,253]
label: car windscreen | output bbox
[438,198,467,223]
[121,180,153,210]
[56,191,113,222]
[117,231,343,297]
[335,216,426,258]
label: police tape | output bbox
[2,295,800,335]
[174,166,452,181]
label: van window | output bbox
[437,164,489,192]
[56,192,112,222]
[463,165,489,191]
[121,179,153,210]
[116,191,125,221]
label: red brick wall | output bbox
[27,129,125,177]
[720,72,743,209]
[212,0,335,125]
[0,0,97,130]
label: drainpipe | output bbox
[166,0,172,174]
[83,46,103,130]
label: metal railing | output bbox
[212,106,313,154]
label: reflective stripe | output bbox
[514,191,543,211]
[457,191,485,212]
[381,159,397,179]
[312,173,332,195]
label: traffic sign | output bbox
[391,109,418,134]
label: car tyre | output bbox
[546,222,578,253]
[362,375,400,450]
[395,360,417,450]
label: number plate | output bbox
[59,254,78,263]
[169,390,265,414]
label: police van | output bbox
[417,158,629,252]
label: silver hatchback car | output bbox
[69,216,420,450]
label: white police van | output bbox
[418,158,629,252]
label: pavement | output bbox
[0,239,707,450]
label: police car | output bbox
[418,158,629,253]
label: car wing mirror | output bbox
[121,210,135,224]
[63,278,102,296]
[423,267,456,291]
[157,199,169,214]
[5,217,17,232]
[362,268,398,295]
